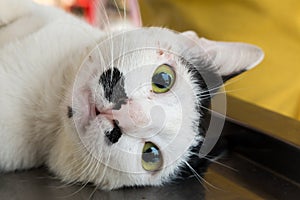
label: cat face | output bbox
[55,28,263,190]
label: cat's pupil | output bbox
[152,72,172,89]
[142,146,160,163]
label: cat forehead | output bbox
[85,46,193,86]
[94,27,209,65]
[79,27,218,93]
[83,27,213,79]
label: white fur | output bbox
[0,0,263,190]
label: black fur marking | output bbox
[112,98,128,110]
[105,120,122,144]
[99,68,128,107]
[222,69,246,82]
[67,106,74,118]
[173,58,225,180]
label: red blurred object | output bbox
[72,0,95,23]
[68,0,141,27]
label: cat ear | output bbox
[182,31,264,82]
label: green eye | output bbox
[152,64,176,93]
[142,142,163,172]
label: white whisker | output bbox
[94,0,112,30]
[191,152,238,172]
[113,0,123,21]
[88,186,98,200]
[184,161,222,191]
[198,104,228,119]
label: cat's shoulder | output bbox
[0,0,102,48]
[0,0,33,26]
[0,0,63,47]
[0,0,103,63]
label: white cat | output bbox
[0,0,263,190]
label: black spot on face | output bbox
[222,70,246,82]
[67,106,74,118]
[173,58,225,181]
[99,68,128,107]
[105,120,122,144]
[112,98,128,110]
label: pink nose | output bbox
[112,100,151,132]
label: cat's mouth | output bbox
[90,103,114,121]
[89,101,123,144]
[95,107,101,116]
[74,90,115,129]
[90,103,104,118]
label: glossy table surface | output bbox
[1,152,299,200]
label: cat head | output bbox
[53,28,263,190]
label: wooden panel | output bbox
[214,95,300,146]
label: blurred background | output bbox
[34,0,300,121]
